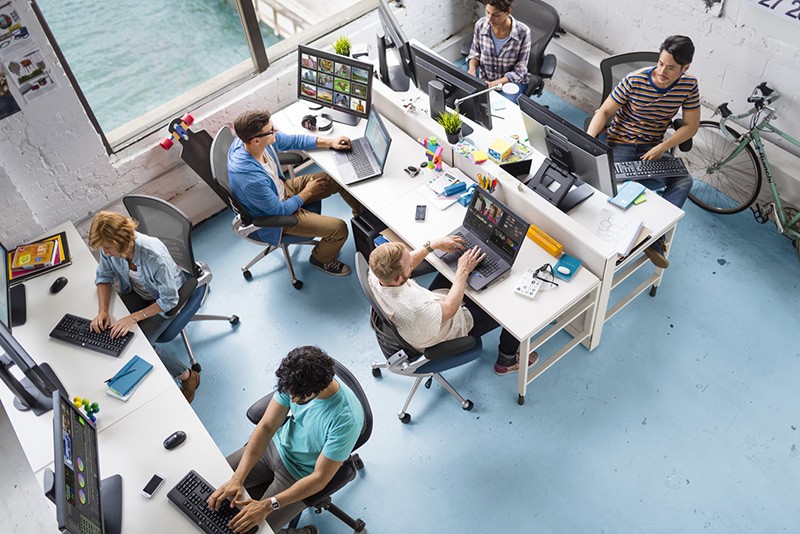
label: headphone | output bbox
[301,113,333,132]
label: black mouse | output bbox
[163,430,186,450]
[49,276,68,294]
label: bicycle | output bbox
[683,82,800,259]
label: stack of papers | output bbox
[595,208,646,256]
[418,172,465,210]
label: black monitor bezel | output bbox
[0,240,10,330]
[297,45,373,120]
[377,0,415,84]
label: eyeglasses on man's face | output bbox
[250,127,276,140]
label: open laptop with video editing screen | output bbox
[334,107,392,185]
[435,188,529,290]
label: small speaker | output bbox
[428,80,445,121]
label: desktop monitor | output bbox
[409,42,493,134]
[297,45,373,126]
[0,240,26,328]
[51,391,122,534]
[0,320,66,415]
[518,95,617,198]
[377,0,415,91]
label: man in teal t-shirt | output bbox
[208,347,363,533]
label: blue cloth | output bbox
[272,382,363,480]
[490,30,511,56]
[95,232,186,315]
[608,142,693,209]
[227,132,318,245]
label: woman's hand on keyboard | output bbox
[108,315,138,339]
[90,311,111,333]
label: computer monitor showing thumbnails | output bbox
[377,0,415,91]
[518,95,617,198]
[298,45,373,125]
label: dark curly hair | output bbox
[660,35,695,66]
[275,346,335,399]
[484,0,513,12]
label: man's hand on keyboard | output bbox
[431,235,466,253]
[229,498,269,533]
[90,311,111,333]
[456,246,486,276]
[108,315,138,339]
[322,135,351,150]
[641,144,668,161]
[207,478,244,512]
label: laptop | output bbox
[334,107,392,185]
[434,188,530,290]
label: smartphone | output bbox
[141,473,165,499]
[415,205,427,221]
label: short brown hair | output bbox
[88,211,138,253]
[234,109,272,142]
[369,242,406,282]
[484,0,513,12]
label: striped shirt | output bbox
[467,16,531,84]
[607,67,700,145]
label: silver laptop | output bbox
[434,188,529,290]
[334,107,392,185]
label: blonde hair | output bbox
[369,242,407,282]
[88,211,138,253]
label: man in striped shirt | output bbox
[588,35,700,268]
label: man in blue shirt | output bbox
[208,347,363,533]
[228,109,363,276]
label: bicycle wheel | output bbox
[685,120,762,214]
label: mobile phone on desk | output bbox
[141,473,165,499]
[415,205,427,221]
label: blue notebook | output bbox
[106,355,153,400]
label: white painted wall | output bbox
[0,0,472,246]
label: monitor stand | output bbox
[44,470,123,534]
[327,108,360,126]
[558,180,595,212]
[10,283,26,327]
[377,32,410,92]
[0,356,59,416]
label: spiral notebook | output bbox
[105,355,153,401]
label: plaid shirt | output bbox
[467,16,531,84]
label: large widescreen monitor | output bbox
[377,0,414,91]
[518,95,617,198]
[52,391,122,534]
[409,42,493,133]
[0,320,66,415]
[297,45,373,126]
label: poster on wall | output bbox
[747,0,800,24]
[0,65,21,120]
[0,0,31,56]
[3,48,58,102]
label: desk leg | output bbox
[517,337,532,405]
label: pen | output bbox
[491,114,504,119]
[105,367,136,384]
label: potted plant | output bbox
[332,36,351,57]
[436,110,462,144]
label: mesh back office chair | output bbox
[209,126,321,289]
[122,195,239,372]
[354,253,481,424]
[461,0,560,97]
[244,358,372,532]
[587,51,693,152]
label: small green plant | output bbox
[332,36,351,56]
[436,110,462,135]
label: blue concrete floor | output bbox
[162,94,800,533]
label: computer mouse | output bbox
[557,266,571,275]
[49,276,68,294]
[163,430,186,450]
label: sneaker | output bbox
[494,351,539,376]
[180,370,201,403]
[643,237,669,269]
[309,255,351,276]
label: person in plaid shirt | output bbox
[467,0,531,102]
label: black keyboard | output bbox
[614,158,688,180]
[348,141,375,177]
[452,233,500,277]
[168,470,258,534]
[49,313,133,358]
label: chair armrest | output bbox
[671,118,693,152]
[164,278,198,317]
[252,215,299,228]
[277,152,308,167]
[540,54,557,79]
[460,38,473,58]
[424,336,477,360]
[246,392,275,424]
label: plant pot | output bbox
[446,131,461,144]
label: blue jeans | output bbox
[608,142,693,209]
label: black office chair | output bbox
[461,0,559,98]
[122,194,239,372]
[587,51,693,152]
[244,358,371,532]
[209,126,321,289]
[354,253,481,424]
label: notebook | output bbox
[105,355,153,401]
[595,208,644,256]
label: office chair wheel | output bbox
[229,315,240,325]
[292,279,304,289]
[354,519,366,532]
[399,413,411,424]
[242,269,252,280]
[424,377,432,389]
[462,400,474,411]
[192,362,202,372]
[371,368,382,377]
[649,285,658,297]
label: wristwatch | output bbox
[269,496,281,510]
[423,241,434,254]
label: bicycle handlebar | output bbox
[717,83,781,142]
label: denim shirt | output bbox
[94,232,185,315]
